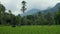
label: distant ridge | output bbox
[21,3,60,16]
[21,9,40,16]
[42,3,60,13]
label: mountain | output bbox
[42,3,60,13]
[21,3,60,16]
[21,9,40,16]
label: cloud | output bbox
[0,0,60,15]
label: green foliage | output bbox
[0,4,5,12]
[0,3,6,24]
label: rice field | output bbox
[0,25,60,34]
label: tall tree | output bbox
[54,7,60,25]
[21,1,27,13]
[0,3,6,24]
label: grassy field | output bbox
[0,25,60,34]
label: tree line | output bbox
[0,3,60,26]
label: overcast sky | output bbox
[0,0,60,15]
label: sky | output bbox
[0,0,60,15]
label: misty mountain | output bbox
[21,3,60,16]
[21,9,40,16]
[42,3,60,13]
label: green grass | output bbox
[0,25,60,34]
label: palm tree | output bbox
[21,1,27,13]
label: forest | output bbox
[0,1,60,27]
